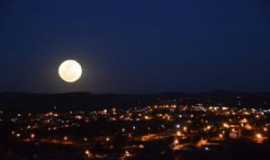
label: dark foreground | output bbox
[1,104,270,160]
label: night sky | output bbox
[1,0,270,93]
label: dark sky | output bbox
[1,0,270,93]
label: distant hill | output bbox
[1,91,270,112]
[0,92,160,112]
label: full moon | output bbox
[58,60,82,83]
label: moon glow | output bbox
[58,60,82,83]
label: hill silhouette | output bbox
[1,91,270,112]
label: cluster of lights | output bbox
[6,104,270,159]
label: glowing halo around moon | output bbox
[58,59,82,83]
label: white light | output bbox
[58,60,82,83]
